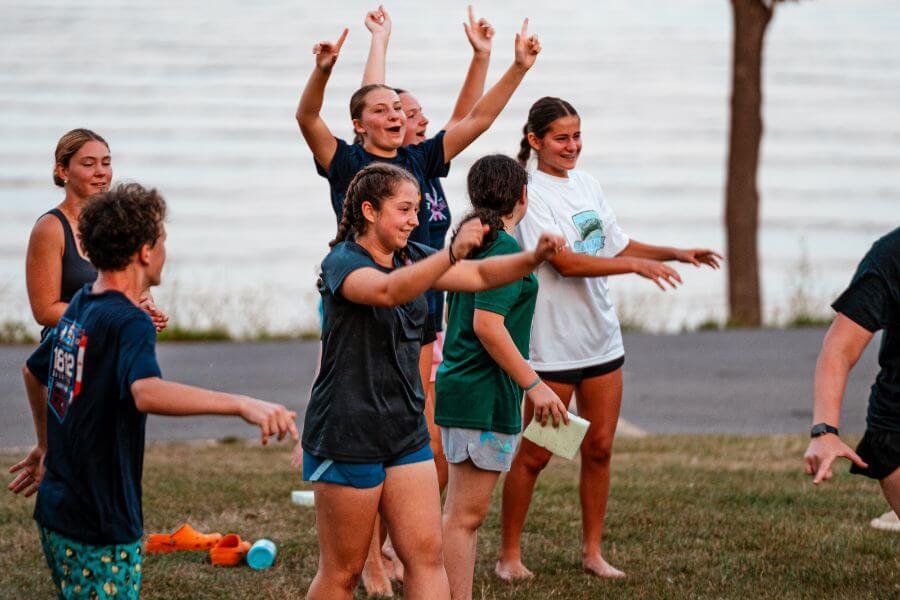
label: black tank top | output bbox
[45,208,97,302]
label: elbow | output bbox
[21,363,32,381]
[131,379,155,413]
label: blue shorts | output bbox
[302,444,434,489]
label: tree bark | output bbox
[725,0,773,326]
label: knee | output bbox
[518,444,553,475]
[319,563,363,593]
[581,435,613,464]
[409,532,444,570]
[445,503,489,533]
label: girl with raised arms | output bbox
[497,97,722,580]
[361,3,496,497]
[300,163,563,600]
[435,154,569,600]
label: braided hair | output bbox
[331,162,421,263]
[517,97,579,166]
[457,154,527,248]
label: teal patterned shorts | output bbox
[38,523,142,599]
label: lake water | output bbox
[1,0,898,335]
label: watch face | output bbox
[811,424,828,436]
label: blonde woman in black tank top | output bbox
[26,129,168,336]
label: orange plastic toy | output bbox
[145,524,223,554]
[210,534,252,567]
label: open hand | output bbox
[8,446,44,497]
[528,381,569,427]
[451,218,489,261]
[364,5,391,37]
[533,233,566,263]
[313,28,349,73]
[238,397,299,446]
[513,18,541,70]
[673,248,723,270]
[464,5,494,55]
[804,434,868,485]
[631,258,682,291]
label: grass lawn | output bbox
[2,435,898,599]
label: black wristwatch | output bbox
[810,423,839,438]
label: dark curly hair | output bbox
[79,183,167,271]
[331,163,420,262]
[462,154,527,246]
[517,97,578,166]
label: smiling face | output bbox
[361,180,420,252]
[399,92,429,145]
[353,88,407,155]
[57,140,112,199]
[530,115,582,177]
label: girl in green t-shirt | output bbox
[435,154,569,600]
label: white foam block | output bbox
[522,413,590,460]
[291,490,315,507]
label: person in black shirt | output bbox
[301,163,563,600]
[26,129,168,340]
[803,227,900,522]
[8,183,298,599]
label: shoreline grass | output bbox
[1,435,897,598]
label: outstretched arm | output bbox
[131,378,298,446]
[361,5,391,86]
[435,232,564,292]
[803,314,872,484]
[444,6,493,129]
[296,28,349,173]
[341,219,489,307]
[442,18,540,161]
[548,250,683,291]
[619,239,722,269]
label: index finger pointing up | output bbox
[335,28,349,52]
[468,5,476,27]
[520,17,529,37]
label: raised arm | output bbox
[803,314,873,484]
[361,5,391,86]
[618,239,722,269]
[341,219,489,306]
[25,215,68,327]
[442,18,540,162]
[131,378,298,445]
[435,231,564,292]
[296,28,349,173]
[444,6,494,129]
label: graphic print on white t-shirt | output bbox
[516,169,629,371]
[571,210,606,255]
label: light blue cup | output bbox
[247,539,277,570]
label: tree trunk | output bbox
[725,0,773,327]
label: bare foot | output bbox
[361,556,394,598]
[495,558,534,582]
[381,540,404,583]
[582,554,625,579]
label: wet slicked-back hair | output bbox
[517,97,579,166]
[53,128,109,187]
[349,84,398,145]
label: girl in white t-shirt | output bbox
[497,97,722,580]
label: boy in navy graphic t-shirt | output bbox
[8,183,298,599]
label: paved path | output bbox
[0,328,879,449]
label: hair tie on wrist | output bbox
[524,376,541,392]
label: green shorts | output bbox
[38,523,142,599]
